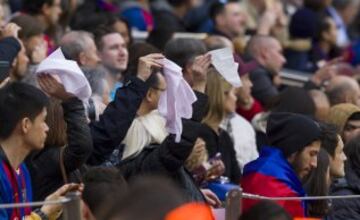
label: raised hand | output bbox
[137,53,165,82]
[311,57,343,86]
[192,54,211,93]
[37,73,74,101]
[2,23,21,39]
[192,54,211,81]
[200,189,222,208]
[40,183,81,218]
[206,159,225,180]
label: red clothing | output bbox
[43,35,54,55]
[236,99,263,122]
[242,147,306,218]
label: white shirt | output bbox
[328,7,350,47]
[221,113,259,171]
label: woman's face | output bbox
[324,18,338,46]
[224,87,238,113]
[236,74,253,105]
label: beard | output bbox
[290,153,310,181]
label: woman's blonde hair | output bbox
[202,67,232,127]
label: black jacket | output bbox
[198,124,242,184]
[192,91,208,122]
[27,97,92,201]
[249,65,321,107]
[118,120,205,202]
[87,76,150,165]
[328,163,360,220]
[249,66,279,107]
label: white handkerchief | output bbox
[158,59,197,142]
[35,48,92,101]
[209,48,242,87]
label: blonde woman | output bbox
[198,67,242,184]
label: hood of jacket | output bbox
[251,112,270,133]
[332,162,360,194]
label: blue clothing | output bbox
[122,8,148,31]
[0,158,32,219]
[110,82,123,101]
[242,146,307,217]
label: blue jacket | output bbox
[242,146,307,217]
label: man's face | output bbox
[222,3,246,37]
[82,38,100,68]
[98,33,129,73]
[43,0,62,26]
[263,39,286,73]
[329,135,347,178]
[23,108,49,151]
[290,140,321,180]
[343,119,360,143]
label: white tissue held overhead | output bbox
[158,58,197,143]
[209,47,242,88]
[35,48,92,101]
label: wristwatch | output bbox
[34,209,49,220]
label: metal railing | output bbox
[225,188,243,220]
[280,68,311,87]
[0,192,81,220]
[223,188,360,220]
[4,188,360,220]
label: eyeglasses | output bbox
[344,124,360,131]
[151,87,166,92]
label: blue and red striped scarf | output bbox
[0,151,32,219]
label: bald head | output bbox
[327,76,360,106]
[60,31,100,68]
[246,35,277,58]
[245,35,286,73]
[203,35,234,51]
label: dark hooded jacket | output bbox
[328,163,360,220]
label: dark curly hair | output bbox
[319,123,339,158]
[22,0,55,15]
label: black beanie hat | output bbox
[266,112,321,157]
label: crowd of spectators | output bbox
[2,0,360,219]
